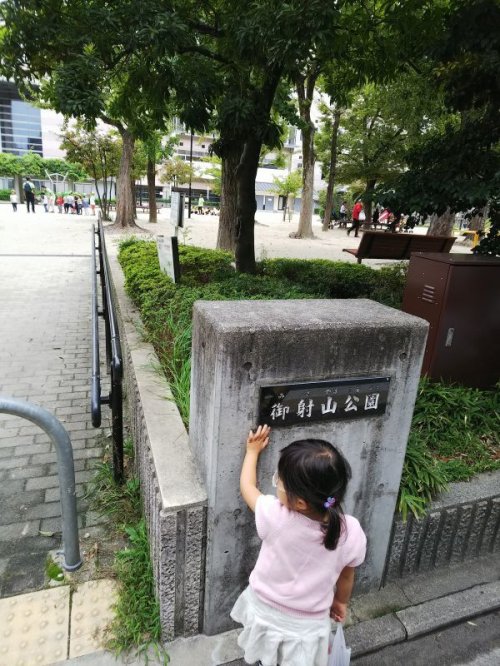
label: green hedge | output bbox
[0,189,12,201]
[118,239,499,519]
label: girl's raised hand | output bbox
[246,424,271,454]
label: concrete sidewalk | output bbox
[0,554,497,665]
[56,553,500,666]
[0,209,110,598]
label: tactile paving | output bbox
[0,586,70,666]
[69,579,118,658]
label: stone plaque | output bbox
[259,376,390,427]
[157,235,180,283]
[170,192,184,228]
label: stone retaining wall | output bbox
[384,471,500,582]
[109,253,207,641]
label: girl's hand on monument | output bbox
[246,424,271,455]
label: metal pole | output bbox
[91,226,102,428]
[0,397,82,571]
[97,222,111,368]
[188,130,194,219]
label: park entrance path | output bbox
[0,208,109,597]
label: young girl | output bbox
[232,425,366,666]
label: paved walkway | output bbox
[0,207,110,597]
[133,208,469,265]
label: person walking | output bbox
[347,200,363,237]
[42,191,49,213]
[82,194,90,215]
[197,195,205,213]
[48,191,55,213]
[23,177,36,213]
[90,193,96,216]
[56,194,64,214]
[232,425,366,666]
[10,190,18,212]
[74,194,82,215]
[339,201,348,228]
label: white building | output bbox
[1,82,327,210]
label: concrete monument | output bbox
[189,299,428,635]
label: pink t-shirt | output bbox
[249,494,366,618]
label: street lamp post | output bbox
[187,130,194,219]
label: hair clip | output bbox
[324,497,336,509]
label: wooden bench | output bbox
[343,231,456,264]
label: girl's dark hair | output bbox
[278,439,351,551]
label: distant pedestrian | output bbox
[42,192,49,213]
[23,177,36,213]
[56,195,64,213]
[372,207,380,228]
[347,201,363,237]
[67,193,75,213]
[231,427,366,666]
[10,190,18,212]
[63,194,70,214]
[82,195,90,215]
[387,211,402,233]
[379,208,391,226]
[90,193,96,216]
[197,195,205,213]
[74,195,82,215]
[339,201,348,227]
[48,192,55,213]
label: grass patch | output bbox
[410,378,500,482]
[118,239,499,520]
[86,439,167,663]
[45,556,65,582]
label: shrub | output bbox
[0,189,12,201]
[178,245,234,284]
[118,240,499,518]
[260,258,376,298]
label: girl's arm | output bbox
[330,566,355,623]
[240,425,271,512]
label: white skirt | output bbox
[231,587,331,666]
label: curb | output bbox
[347,580,500,659]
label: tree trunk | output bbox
[428,207,455,236]
[295,69,319,239]
[217,143,242,252]
[469,205,488,231]
[130,177,137,219]
[322,109,341,231]
[233,67,282,272]
[147,158,157,223]
[115,129,136,228]
[235,137,261,273]
[363,179,376,227]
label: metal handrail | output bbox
[90,221,124,482]
[0,397,82,571]
[91,225,102,427]
[99,219,123,383]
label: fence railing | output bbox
[91,219,124,482]
[0,397,82,570]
